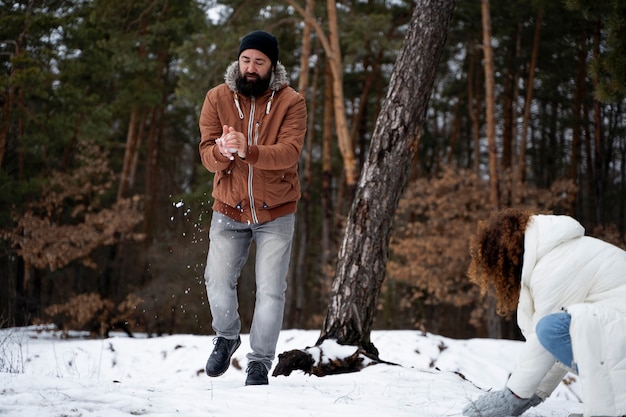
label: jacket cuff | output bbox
[244,145,259,164]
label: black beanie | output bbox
[238,30,279,67]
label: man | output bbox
[198,30,307,386]
[462,208,626,417]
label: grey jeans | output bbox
[204,211,295,370]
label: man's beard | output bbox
[236,71,272,97]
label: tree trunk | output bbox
[501,20,521,172]
[118,107,140,200]
[466,40,481,176]
[296,0,313,95]
[481,0,499,210]
[518,6,543,184]
[321,60,336,290]
[617,103,626,235]
[350,47,383,158]
[592,19,604,227]
[481,0,502,339]
[0,76,14,170]
[568,41,586,217]
[447,98,461,165]
[583,96,593,224]
[501,61,513,171]
[287,4,314,327]
[326,0,358,192]
[317,0,456,357]
[286,0,358,191]
[0,1,34,171]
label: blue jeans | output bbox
[204,211,295,370]
[535,311,578,373]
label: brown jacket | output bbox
[199,61,307,224]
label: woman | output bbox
[462,208,626,417]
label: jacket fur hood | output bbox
[224,61,290,94]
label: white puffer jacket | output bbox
[506,215,626,417]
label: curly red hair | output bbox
[467,208,533,315]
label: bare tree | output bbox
[592,19,605,226]
[481,0,499,210]
[467,40,482,176]
[481,0,503,339]
[287,0,314,327]
[274,1,456,375]
[518,6,544,184]
[286,0,358,190]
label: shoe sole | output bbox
[245,380,268,386]
[206,338,241,377]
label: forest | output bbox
[1,0,625,341]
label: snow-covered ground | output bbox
[0,326,581,416]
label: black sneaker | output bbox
[245,361,269,385]
[205,336,241,377]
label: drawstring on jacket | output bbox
[266,91,275,114]
[233,90,274,118]
[233,92,244,119]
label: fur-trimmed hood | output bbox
[224,60,290,94]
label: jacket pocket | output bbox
[258,170,299,208]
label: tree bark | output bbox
[321,60,336,289]
[286,0,358,191]
[118,107,140,200]
[466,40,481,176]
[568,42,586,188]
[287,3,314,327]
[317,0,456,356]
[0,1,34,171]
[350,47,384,164]
[592,19,604,226]
[518,6,543,184]
[326,0,358,191]
[501,20,521,172]
[481,0,502,339]
[481,0,499,211]
[296,0,313,95]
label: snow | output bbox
[0,326,582,416]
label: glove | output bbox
[462,388,543,417]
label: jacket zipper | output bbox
[247,98,258,223]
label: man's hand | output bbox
[217,125,247,160]
[462,388,542,417]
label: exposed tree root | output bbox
[272,342,397,377]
